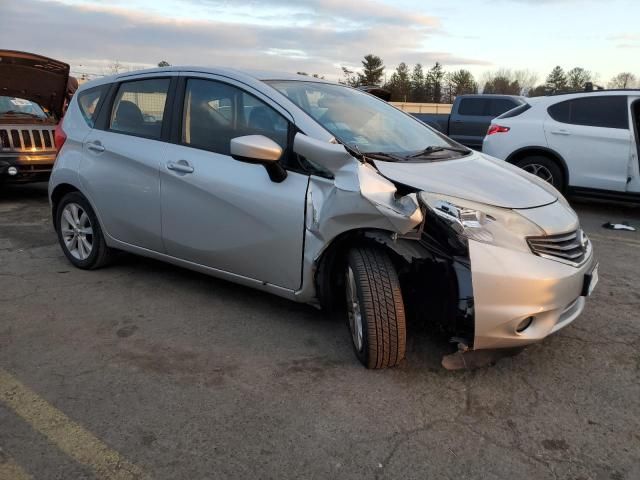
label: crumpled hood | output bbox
[0,50,70,118]
[373,152,557,209]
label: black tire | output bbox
[516,155,564,191]
[55,192,113,269]
[345,247,406,369]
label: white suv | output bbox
[483,90,640,200]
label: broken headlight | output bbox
[419,192,544,253]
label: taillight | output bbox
[487,125,510,136]
[54,123,67,152]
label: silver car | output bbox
[49,67,598,369]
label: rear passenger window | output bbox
[489,99,518,116]
[547,101,570,123]
[458,98,487,116]
[77,86,107,127]
[548,96,629,129]
[182,78,288,155]
[110,78,170,138]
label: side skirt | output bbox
[104,235,299,302]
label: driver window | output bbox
[182,79,288,155]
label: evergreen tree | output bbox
[384,63,411,101]
[447,69,478,100]
[360,54,385,86]
[410,64,425,102]
[546,66,568,92]
[426,62,445,103]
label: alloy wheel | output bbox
[60,203,94,260]
[523,163,554,184]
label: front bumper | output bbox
[470,240,595,350]
[0,153,55,183]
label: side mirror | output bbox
[230,135,282,163]
[230,135,287,183]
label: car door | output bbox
[159,75,309,290]
[81,76,175,251]
[449,97,491,148]
[544,95,631,192]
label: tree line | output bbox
[339,55,639,102]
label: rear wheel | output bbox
[345,247,406,369]
[516,155,564,191]
[56,192,114,269]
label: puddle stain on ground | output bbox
[117,341,238,387]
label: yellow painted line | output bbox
[0,451,32,480]
[0,369,148,480]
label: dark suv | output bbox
[0,50,70,183]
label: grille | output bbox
[527,229,589,266]
[0,127,57,152]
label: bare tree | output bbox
[339,66,361,87]
[566,67,592,90]
[480,69,533,95]
[513,70,538,94]
[107,60,124,75]
[608,72,638,89]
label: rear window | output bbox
[548,96,629,129]
[77,86,108,127]
[458,98,487,116]
[109,78,170,138]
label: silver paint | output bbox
[50,66,595,355]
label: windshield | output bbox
[267,81,462,157]
[0,96,50,120]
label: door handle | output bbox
[167,161,194,174]
[86,142,105,153]
[550,129,571,136]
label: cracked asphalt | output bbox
[1,183,639,480]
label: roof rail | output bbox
[547,86,640,96]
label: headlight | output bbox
[419,192,544,253]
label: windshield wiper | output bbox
[408,146,470,158]
[364,151,407,162]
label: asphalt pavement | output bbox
[1,183,639,480]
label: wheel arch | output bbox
[505,146,570,190]
[314,228,417,312]
[50,183,81,230]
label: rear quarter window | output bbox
[77,86,108,127]
[497,103,531,119]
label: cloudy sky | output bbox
[1,0,638,83]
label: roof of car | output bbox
[527,89,640,106]
[79,66,335,92]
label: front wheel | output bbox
[345,247,406,369]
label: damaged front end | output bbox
[292,133,477,358]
